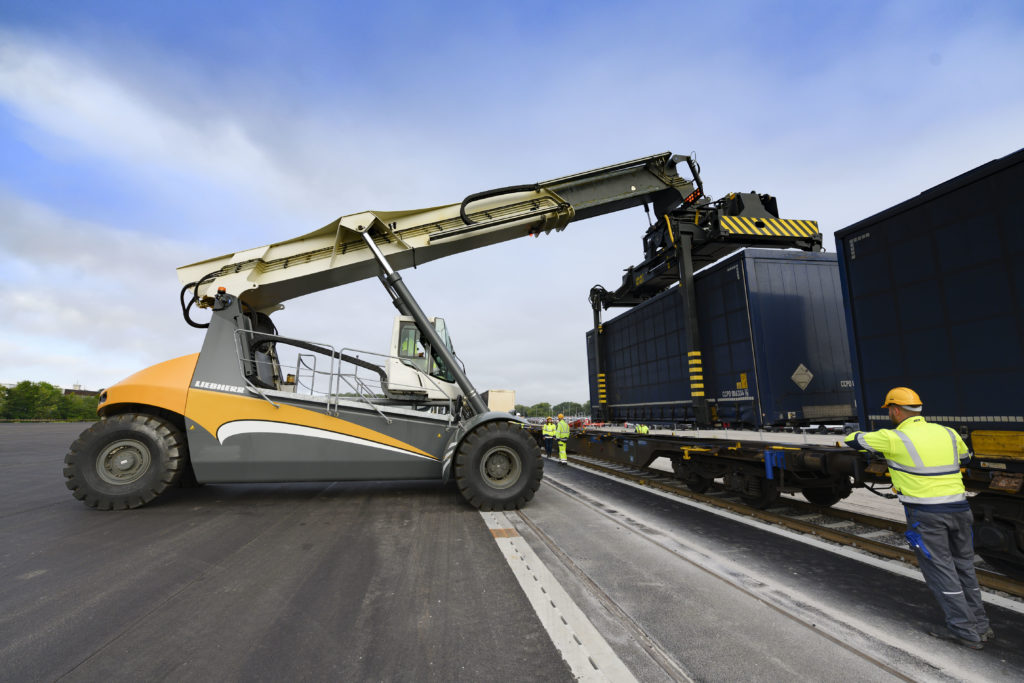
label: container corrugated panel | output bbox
[835,147,1024,435]
[587,285,691,422]
[588,249,856,427]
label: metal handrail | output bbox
[228,329,457,423]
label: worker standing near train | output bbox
[844,387,993,650]
[555,413,570,465]
[542,417,556,459]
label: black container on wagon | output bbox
[587,248,856,427]
[835,147,1024,435]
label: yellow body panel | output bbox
[971,430,1024,460]
[101,353,199,416]
[184,389,434,458]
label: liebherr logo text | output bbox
[193,381,245,394]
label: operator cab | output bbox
[385,316,463,402]
[234,310,463,408]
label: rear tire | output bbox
[64,414,186,510]
[454,422,543,511]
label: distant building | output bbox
[62,384,100,397]
[482,389,515,413]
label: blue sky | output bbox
[1,1,1023,405]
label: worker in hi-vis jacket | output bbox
[555,413,570,465]
[542,417,556,458]
[844,387,992,650]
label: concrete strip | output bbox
[573,463,1024,615]
[480,510,638,683]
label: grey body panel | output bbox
[187,301,449,482]
[185,413,446,483]
[185,301,516,484]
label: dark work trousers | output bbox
[904,505,990,641]
[543,437,554,457]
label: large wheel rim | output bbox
[479,445,522,490]
[96,438,152,486]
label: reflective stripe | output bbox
[897,491,967,504]
[942,427,961,465]
[944,426,971,464]
[885,459,962,476]
[888,425,961,474]
[892,430,925,468]
[852,433,881,453]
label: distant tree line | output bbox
[514,401,590,418]
[0,382,99,421]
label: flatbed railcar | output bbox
[566,427,862,507]
[567,147,1024,578]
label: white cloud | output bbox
[0,31,295,201]
[0,193,205,387]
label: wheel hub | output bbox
[479,446,522,490]
[96,439,151,485]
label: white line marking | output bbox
[479,511,637,683]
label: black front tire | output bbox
[454,422,543,511]
[64,414,187,510]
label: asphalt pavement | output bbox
[528,460,1024,682]
[4,424,1022,682]
[0,423,572,682]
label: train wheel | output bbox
[802,488,842,507]
[802,478,852,507]
[740,477,780,508]
[454,421,543,511]
[670,457,711,493]
[64,414,186,510]
[970,492,1024,580]
[684,474,711,494]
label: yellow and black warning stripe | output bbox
[719,216,819,239]
[688,351,704,398]
[597,373,607,404]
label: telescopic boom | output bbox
[177,152,697,311]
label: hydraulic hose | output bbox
[459,184,540,225]
[179,269,226,328]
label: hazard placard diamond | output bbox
[791,363,813,391]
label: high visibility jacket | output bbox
[845,416,970,505]
[542,423,556,437]
[555,419,570,439]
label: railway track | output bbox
[564,453,1024,600]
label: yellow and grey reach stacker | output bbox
[64,152,820,510]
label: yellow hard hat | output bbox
[546,417,552,422]
[557,413,564,419]
[881,387,922,408]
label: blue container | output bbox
[835,148,1024,432]
[588,249,856,427]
